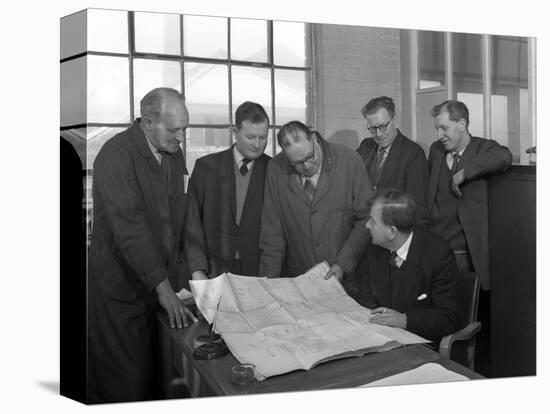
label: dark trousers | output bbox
[230,258,243,275]
[454,251,491,376]
[87,283,160,404]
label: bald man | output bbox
[87,88,207,403]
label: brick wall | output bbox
[312,23,402,150]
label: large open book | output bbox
[190,262,429,379]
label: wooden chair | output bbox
[439,271,482,371]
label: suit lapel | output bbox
[241,154,268,223]
[220,149,237,223]
[391,232,423,309]
[428,147,444,208]
[365,142,378,187]
[457,138,476,168]
[286,171,311,206]
[312,138,336,207]
[377,132,403,188]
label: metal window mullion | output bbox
[61,123,88,130]
[269,19,276,157]
[179,14,187,159]
[189,124,233,129]
[128,11,135,122]
[87,122,132,128]
[528,37,536,147]
[132,52,184,61]
[410,30,419,142]
[445,32,453,100]
[482,34,492,138]
[306,23,314,128]
[270,21,279,155]
[227,17,233,146]
[60,52,88,63]
[310,23,321,132]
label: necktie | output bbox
[303,178,315,201]
[449,152,461,175]
[449,152,461,195]
[389,250,399,297]
[240,158,251,176]
[375,146,387,181]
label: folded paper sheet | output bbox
[359,362,470,387]
[190,262,429,379]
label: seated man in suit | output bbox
[359,188,460,342]
[187,101,271,278]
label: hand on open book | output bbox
[370,307,407,329]
[156,279,199,329]
[323,263,344,281]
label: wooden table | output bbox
[158,312,484,398]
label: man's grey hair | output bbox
[140,87,185,118]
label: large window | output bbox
[453,33,484,138]
[491,36,529,163]
[61,9,312,235]
[418,30,445,89]
[410,30,534,164]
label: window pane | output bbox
[184,63,229,124]
[133,59,182,119]
[273,21,307,67]
[491,36,529,163]
[87,55,130,123]
[419,30,445,89]
[230,18,267,62]
[61,57,86,126]
[186,127,231,174]
[232,66,272,123]
[274,69,308,125]
[61,10,86,60]
[183,15,227,59]
[134,12,181,55]
[87,9,128,54]
[453,33,483,137]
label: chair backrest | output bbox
[455,271,481,330]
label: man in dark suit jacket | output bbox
[427,100,512,289]
[359,188,459,342]
[427,100,512,374]
[187,101,271,278]
[357,96,428,223]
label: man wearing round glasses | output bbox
[259,121,372,283]
[357,96,428,224]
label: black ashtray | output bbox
[193,341,228,360]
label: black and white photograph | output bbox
[2,0,549,413]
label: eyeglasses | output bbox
[367,117,394,135]
[289,142,317,167]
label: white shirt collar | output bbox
[144,134,162,165]
[395,231,414,263]
[233,145,255,168]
